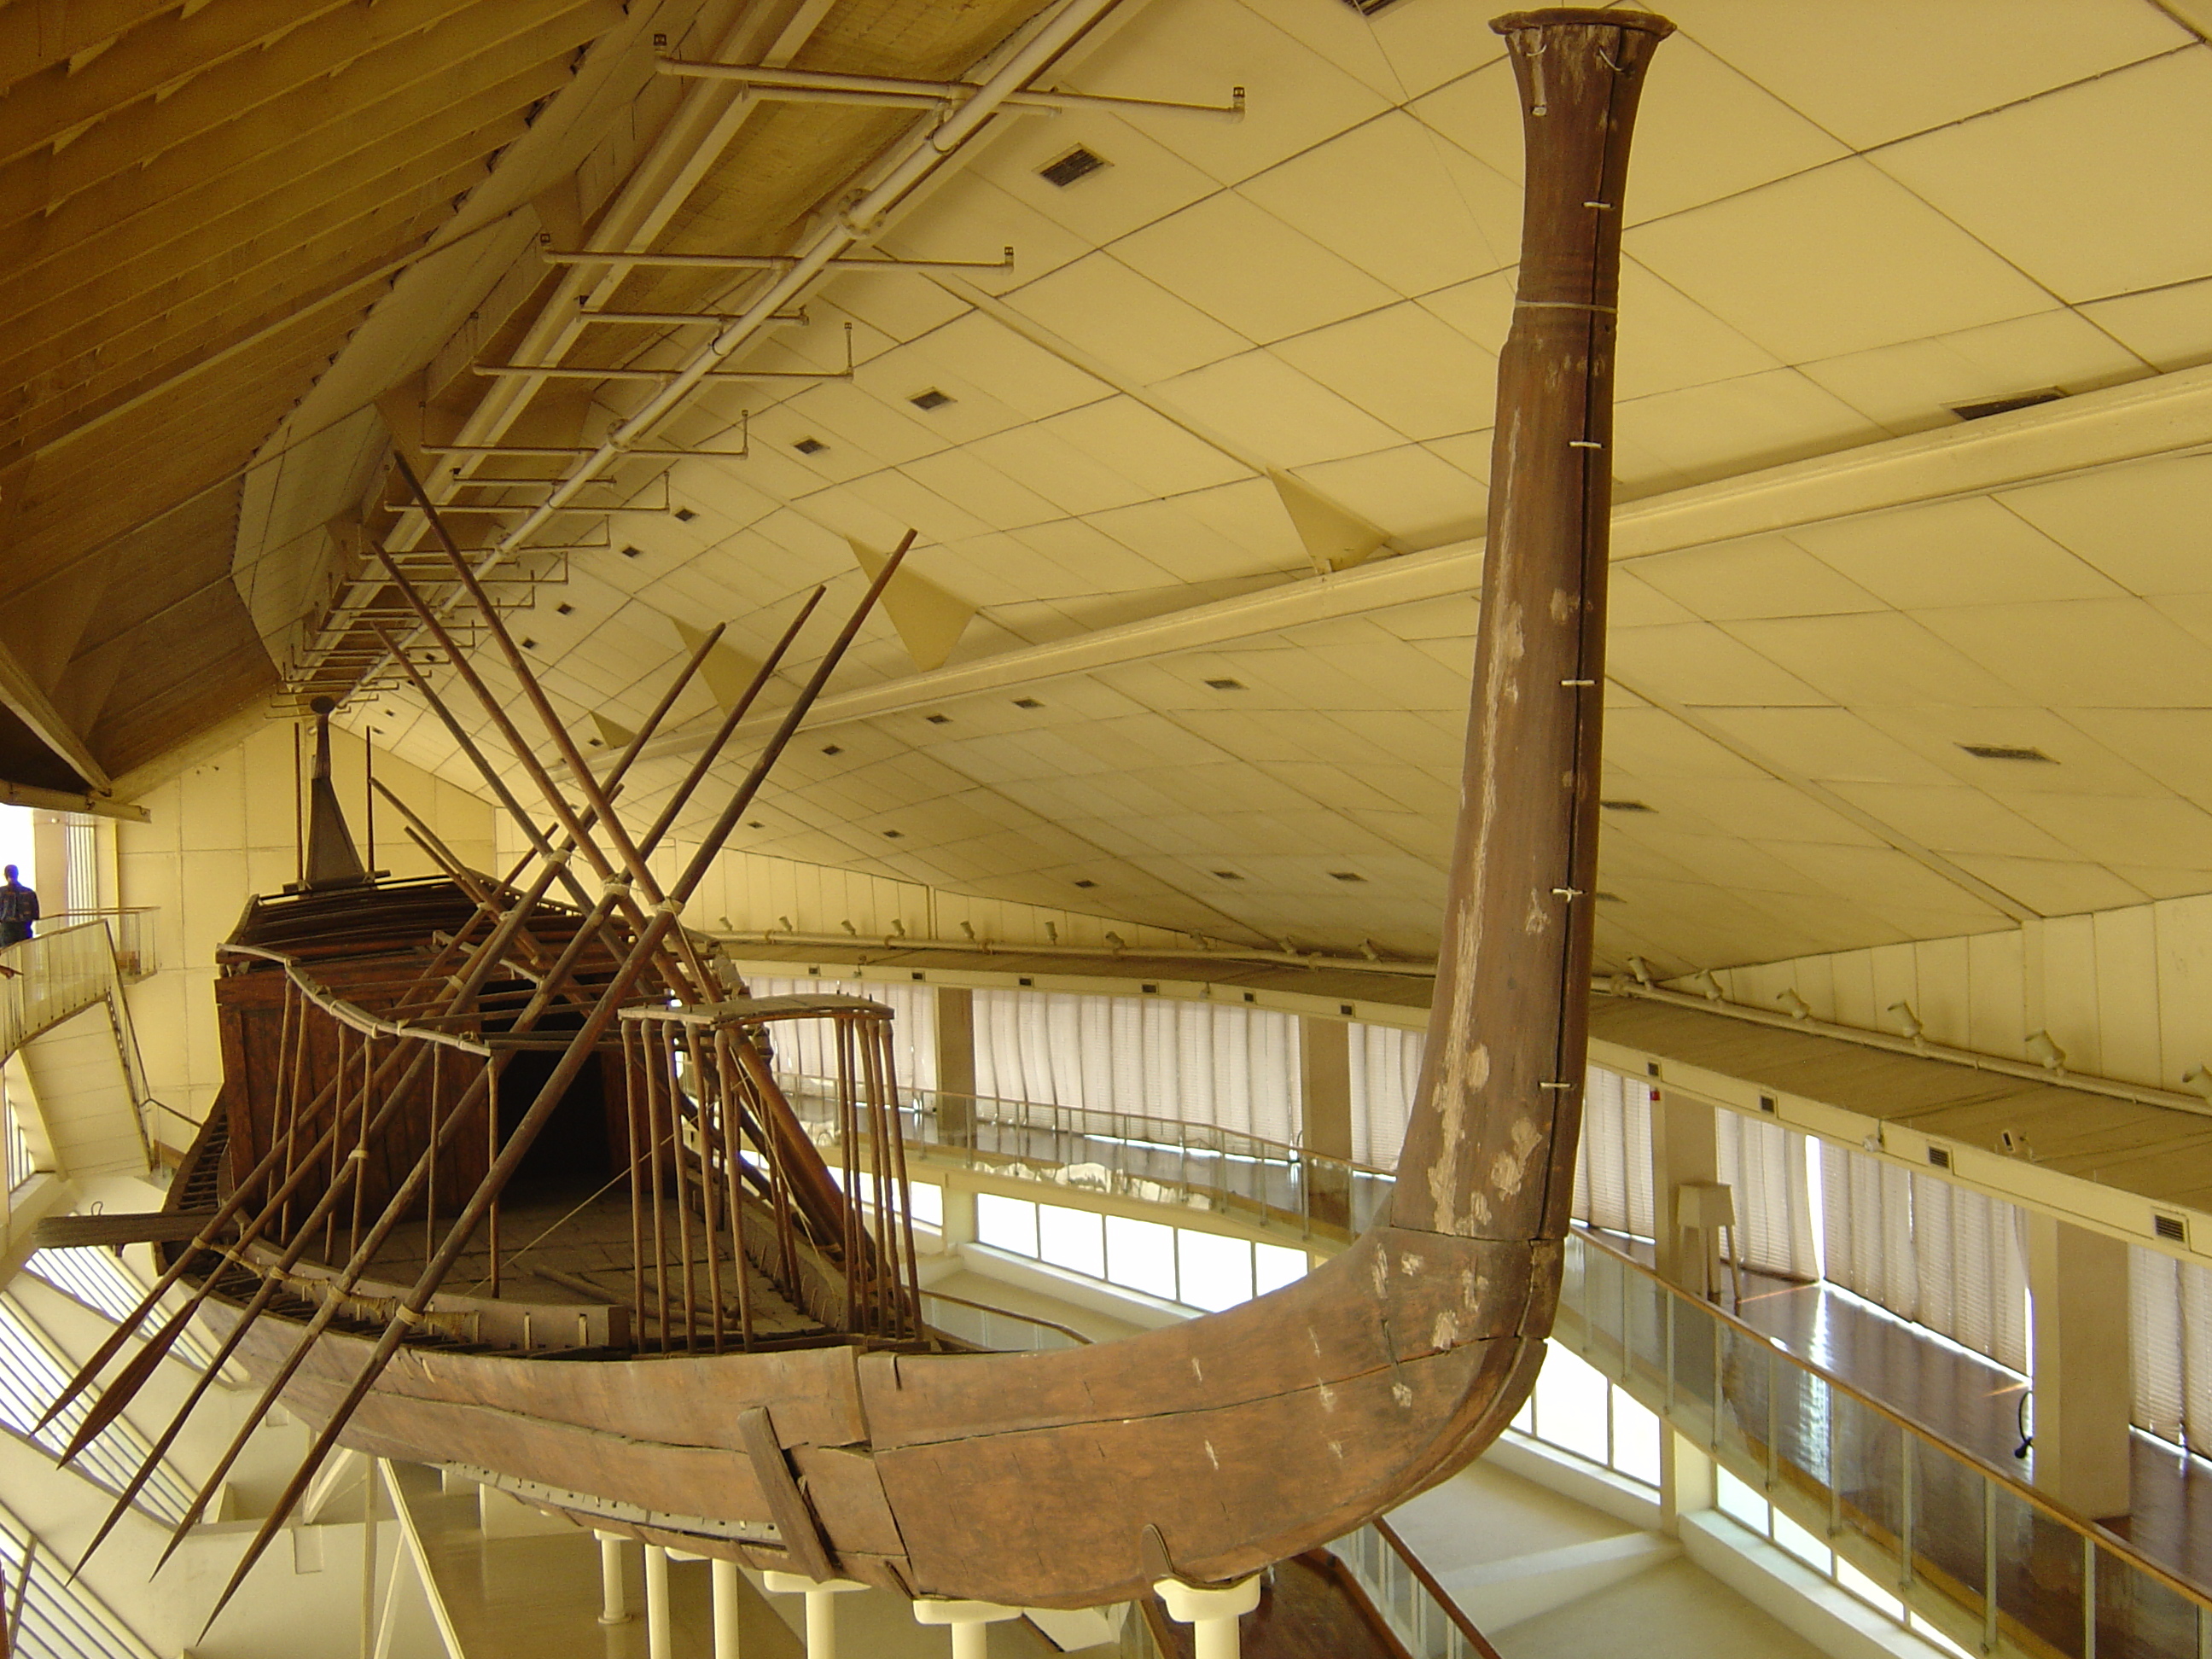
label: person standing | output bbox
[0,864,38,946]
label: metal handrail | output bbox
[1564,1225,2212,1621]
[918,1289,1092,1348]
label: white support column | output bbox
[2027,1214,2133,1519]
[1153,1577,1261,1659]
[596,1531,632,1625]
[644,1544,672,1659]
[762,1571,867,1657]
[713,1558,743,1659]
[1661,1428,1715,1540]
[914,1598,1020,1658]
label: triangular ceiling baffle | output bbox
[587,711,637,752]
[847,538,975,672]
[672,620,763,714]
[1271,470,1388,573]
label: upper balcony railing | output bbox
[779,1076,1395,1245]
[38,908,158,981]
[791,1068,2212,1652]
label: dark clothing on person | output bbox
[0,877,38,946]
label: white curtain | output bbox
[1908,1173,2029,1373]
[748,976,937,1093]
[969,988,1299,1142]
[1715,1113,1818,1281]
[1573,1068,1656,1239]
[2131,1247,2212,1447]
[1348,1023,1423,1169]
[1822,1145,1918,1319]
[1821,1144,2029,1373]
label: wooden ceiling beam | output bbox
[0,634,109,789]
[0,2,178,90]
[6,57,564,298]
[0,135,512,364]
[0,0,615,227]
[0,0,362,172]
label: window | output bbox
[975,1193,1038,1257]
[1513,1338,1662,1489]
[1105,1215,1177,1301]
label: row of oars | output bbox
[45,451,917,1628]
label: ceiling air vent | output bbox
[1039,146,1108,188]
[882,830,902,839]
[1958,743,2055,763]
[672,506,696,522]
[2155,1213,2189,1244]
[1213,870,1244,881]
[620,544,643,559]
[1595,891,1623,904]
[1950,388,2064,422]
[1340,0,1406,12]
[910,388,952,411]
[821,744,841,756]
[1330,871,1365,882]
[1759,1094,1777,1115]
[1073,879,1096,888]
[1927,1145,1953,1171]
[1601,799,1654,813]
[925,713,951,725]
[1204,678,1245,690]
[793,437,826,455]
[1014,697,1043,709]
[555,602,573,615]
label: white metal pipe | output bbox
[713,1558,742,1659]
[645,1545,672,1659]
[596,1532,631,1624]
[492,0,1125,552]
[658,57,1242,121]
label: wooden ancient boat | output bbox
[42,8,1672,1624]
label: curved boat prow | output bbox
[857,6,1676,1604]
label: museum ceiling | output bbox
[8,0,2212,977]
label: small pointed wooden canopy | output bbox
[301,697,368,890]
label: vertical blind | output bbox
[1715,1112,1819,1280]
[747,977,937,1092]
[2130,1246,2212,1447]
[1349,1023,1423,1169]
[969,987,1300,1144]
[1821,1144,2029,1373]
[1574,1068,1656,1238]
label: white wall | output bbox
[1688,891,2212,1093]
[116,719,495,1129]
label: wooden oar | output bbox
[196,532,916,1633]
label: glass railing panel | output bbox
[1831,1388,1906,1569]
[1583,1243,1627,1378]
[1624,1261,1667,1397]
[2096,1541,2201,1659]
[1668,1291,1717,1441]
[1992,1482,2087,1658]
[1770,1355,1830,1511]
[1717,1324,1772,1476]
[1905,1431,1987,1635]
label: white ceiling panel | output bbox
[1656,0,2188,150]
[1269,301,1497,441]
[1006,252,1251,384]
[1614,369,1883,490]
[1996,454,2212,597]
[1872,49,2212,304]
[1785,497,2125,612]
[1607,622,1830,708]
[1153,350,1408,469]
[1292,444,1485,546]
[1237,111,1520,297]
[2081,276,2212,372]
[1109,189,1401,346]
[1911,597,2212,707]
[1631,535,1883,620]
[1796,311,2149,436]
[969,107,1227,249]
[1033,397,1252,498]
[1626,160,2058,364]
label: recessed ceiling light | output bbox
[1329,871,1365,882]
[910,388,952,411]
[1949,388,2064,422]
[672,506,696,522]
[794,437,826,455]
[1073,879,1097,888]
[821,744,842,755]
[1958,742,2055,763]
[1203,678,1244,691]
[1014,697,1043,709]
[925,713,951,725]
[1600,799,1654,813]
[1039,146,1108,188]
